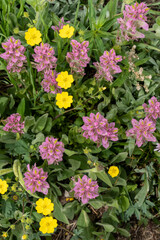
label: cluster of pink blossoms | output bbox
[117,2,149,41]
[51,17,70,32]
[39,136,64,165]
[32,43,57,73]
[82,112,118,149]
[93,49,122,82]
[72,175,99,204]
[41,70,62,94]
[0,37,26,73]
[24,164,50,195]
[143,97,160,122]
[66,40,90,76]
[126,117,156,147]
[2,113,24,134]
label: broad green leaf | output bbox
[96,171,112,187]
[17,98,25,117]
[64,149,78,156]
[128,138,135,156]
[106,0,118,19]
[32,113,48,133]
[110,152,128,164]
[77,210,91,227]
[0,154,10,169]
[0,168,13,176]
[96,223,115,232]
[32,132,44,145]
[115,177,126,186]
[135,178,149,207]
[0,97,9,115]
[112,70,129,87]
[89,200,106,209]
[117,228,131,237]
[0,133,16,144]
[53,198,69,224]
[24,116,35,132]
[118,195,130,211]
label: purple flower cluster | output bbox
[117,2,149,41]
[126,117,156,147]
[24,164,50,195]
[51,17,70,32]
[82,112,118,149]
[0,37,26,73]
[66,40,90,76]
[39,137,65,165]
[3,113,24,134]
[32,43,57,73]
[72,175,99,204]
[41,70,62,94]
[143,97,160,122]
[93,49,122,82]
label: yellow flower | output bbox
[25,27,42,46]
[59,24,74,38]
[36,198,54,216]
[0,179,8,194]
[108,166,119,178]
[56,92,73,109]
[22,234,28,240]
[2,232,8,238]
[56,71,74,89]
[39,216,58,234]
[11,183,17,191]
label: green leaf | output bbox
[68,159,81,171]
[128,138,135,156]
[32,113,48,133]
[112,70,129,87]
[117,228,131,237]
[110,152,128,164]
[106,0,118,19]
[115,177,126,186]
[17,98,25,117]
[0,154,10,169]
[96,223,115,232]
[24,116,35,132]
[135,179,149,207]
[0,133,16,144]
[96,171,112,187]
[88,0,96,30]
[0,168,13,176]
[138,43,160,52]
[32,133,45,145]
[77,210,91,227]
[53,198,69,224]
[89,200,106,209]
[64,149,78,156]
[135,57,150,66]
[118,195,130,211]
[0,97,9,115]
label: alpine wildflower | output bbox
[39,216,58,234]
[2,232,8,238]
[0,179,8,195]
[108,166,119,178]
[126,117,157,147]
[72,175,99,204]
[56,71,74,89]
[25,27,42,46]
[82,112,118,149]
[41,70,62,94]
[59,24,74,38]
[36,198,54,215]
[56,92,73,109]
[39,136,64,165]
[2,113,24,134]
[93,49,122,82]
[0,37,26,73]
[24,164,50,195]
[143,96,160,121]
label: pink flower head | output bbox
[24,164,50,195]
[32,43,57,72]
[72,175,99,204]
[117,2,149,41]
[39,136,65,165]
[93,49,122,82]
[41,70,62,94]
[82,112,118,149]
[66,40,90,76]
[0,37,26,73]
[51,17,70,32]
[126,117,156,147]
[143,97,160,121]
[2,113,24,134]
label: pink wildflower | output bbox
[32,43,57,72]
[82,112,118,149]
[126,117,156,147]
[154,143,160,153]
[72,175,99,204]
[51,17,70,32]
[0,37,26,73]
[66,40,90,76]
[24,164,50,195]
[2,113,24,134]
[93,49,122,82]
[143,97,160,121]
[41,70,62,94]
[39,136,64,165]
[117,2,149,41]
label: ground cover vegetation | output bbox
[0,0,160,239]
